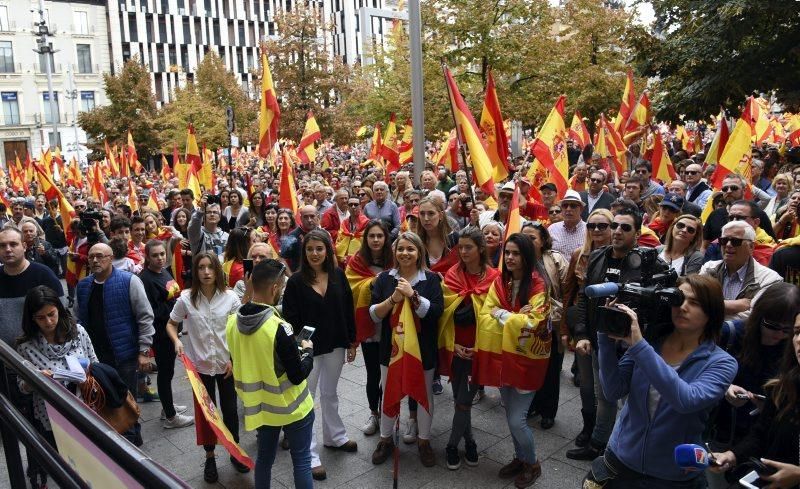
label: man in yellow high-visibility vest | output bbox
[226,259,315,488]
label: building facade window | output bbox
[0,6,10,32]
[43,92,59,124]
[2,92,20,125]
[0,41,13,72]
[74,11,89,34]
[77,44,92,73]
[80,91,95,112]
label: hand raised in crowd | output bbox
[199,193,208,208]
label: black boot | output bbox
[566,439,604,461]
[574,409,596,447]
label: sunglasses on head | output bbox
[721,185,740,193]
[610,222,634,232]
[719,236,750,247]
[586,222,610,231]
[762,318,793,334]
[674,221,697,234]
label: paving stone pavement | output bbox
[1,351,592,488]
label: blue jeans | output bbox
[116,359,142,446]
[591,350,618,446]
[255,410,315,489]
[500,387,537,464]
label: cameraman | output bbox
[567,201,670,461]
[585,275,737,487]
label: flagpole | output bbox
[392,416,400,489]
[440,60,475,208]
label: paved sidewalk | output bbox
[1,351,593,488]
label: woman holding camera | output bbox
[710,308,800,489]
[586,274,737,488]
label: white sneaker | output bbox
[402,419,418,444]
[160,404,189,420]
[361,414,379,435]
[163,412,194,429]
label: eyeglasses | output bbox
[561,202,581,209]
[358,193,366,197]
[589,178,604,183]
[205,210,220,215]
[685,170,699,176]
[674,221,697,234]
[721,185,740,193]
[719,237,750,247]
[348,202,360,207]
[635,170,649,175]
[762,318,793,334]
[87,253,112,261]
[548,209,560,215]
[610,222,634,232]
[727,214,751,222]
[586,222,610,231]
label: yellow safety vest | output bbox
[226,306,313,430]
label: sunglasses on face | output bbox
[762,318,793,334]
[721,185,740,193]
[358,193,366,197]
[586,222,610,231]
[348,202,360,207]
[635,170,648,175]
[548,209,560,215]
[590,178,604,183]
[561,202,580,209]
[685,170,699,176]
[719,237,750,247]
[674,221,697,234]
[610,222,634,232]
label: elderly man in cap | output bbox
[474,181,517,228]
[549,190,587,257]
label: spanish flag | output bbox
[443,66,496,198]
[182,355,254,469]
[65,238,87,288]
[297,111,321,165]
[480,70,511,182]
[147,188,160,211]
[398,119,413,165]
[368,123,383,164]
[711,98,755,190]
[335,215,369,265]
[33,162,75,231]
[568,111,591,148]
[258,51,280,158]
[435,131,459,172]
[278,147,298,213]
[531,96,569,197]
[704,110,730,166]
[472,272,551,391]
[650,128,677,184]
[437,265,500,376]
[380,113,400,174]
[614,68,636,134]
[185,124,203,198]
[345,254,384,343]
[127,179,139,212]
[383,298,429,417]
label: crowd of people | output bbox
[0,132,799,489]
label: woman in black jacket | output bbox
[281,229,358,481]
[368,231,445,468]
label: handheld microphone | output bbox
[674,444,710,471]
[584,282,619,299]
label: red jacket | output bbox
[320,205,345,242]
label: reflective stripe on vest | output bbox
[241,386,311,416]
[235,378,298,395]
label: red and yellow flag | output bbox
[33,161,75,230]
[89,163,108,203]
[711,98,755,190]
[127,179,139,212]
[398,119,413,164]
[127,131,143,175]
[596,114,626,175]
[368,123,383,164]
[147,188,159,211]
[181,355,254,469]
[297,111,321,165]
[383,298,429,417]
[345,254,383,343]
[473,273,551,391]
[53,147,65,179]
[104,141,119,177]
[185,124,203,197]
[568,111,591,148]
[614,68,636,133]
[171,240,185,290]
[531,95,569,197]
[380,113,400,174]
[160,154,172,183]
[435,131,459,172]
[278,147,298,214]
[625,91,651,136]
[704,110,730,166]
[443,67,496,198]
[200,143,213,190]
[650,128,677,184]
[258,52,280,158]
[66,157,82,189]
[480,70,511,182]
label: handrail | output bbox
[0,339,188,488]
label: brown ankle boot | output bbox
[514,461,542,488]
[371,438,395,465]
[418,440,436,467]
[498,458,524,479]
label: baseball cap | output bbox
[660,193,684,211]
[539,183,557,193]
[499,181,516,194]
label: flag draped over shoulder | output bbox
[345,254,381,344]
[437,265,500,377]
[258,52,280,158]
[182,355,254,469]
[297,111,321,165]
[472,273,551,391]
[334,216,368,265]
[480,70,511,182]
[383,298,429,417]
[443,67,496,198]
[531,96,569,197]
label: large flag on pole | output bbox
[650,128,677,184]
[382,298,429,417]
[297,111,321,165]
[531,95,569,197]
[704,110,730,166]
[568,112,591,148]
[278,147,298,213]
[625,92,651,136]
[614,68,636,133]
[258,51,280,158]
[711,98,755,190]
[380,113,400,174]
[182,356,254,469]
[480,70,511,182]
[185,124,203,198]
[398,119,413,164]
[443,66,496,198]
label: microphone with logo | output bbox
[674,444,715,472]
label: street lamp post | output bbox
[65,64,82,165]
[32,0,58,150]
[408,0,425,186]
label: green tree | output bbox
[78,58,160,161]
[629,0,800,121]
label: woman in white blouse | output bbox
[166,251,245,483]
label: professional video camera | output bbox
[584,247,684,337]
[79,211,103,243]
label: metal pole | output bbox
[37,0,57,150]
[408,0,425,186]
[68,64,81,165]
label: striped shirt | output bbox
[722,263,748,300]
[549,220,587,258]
